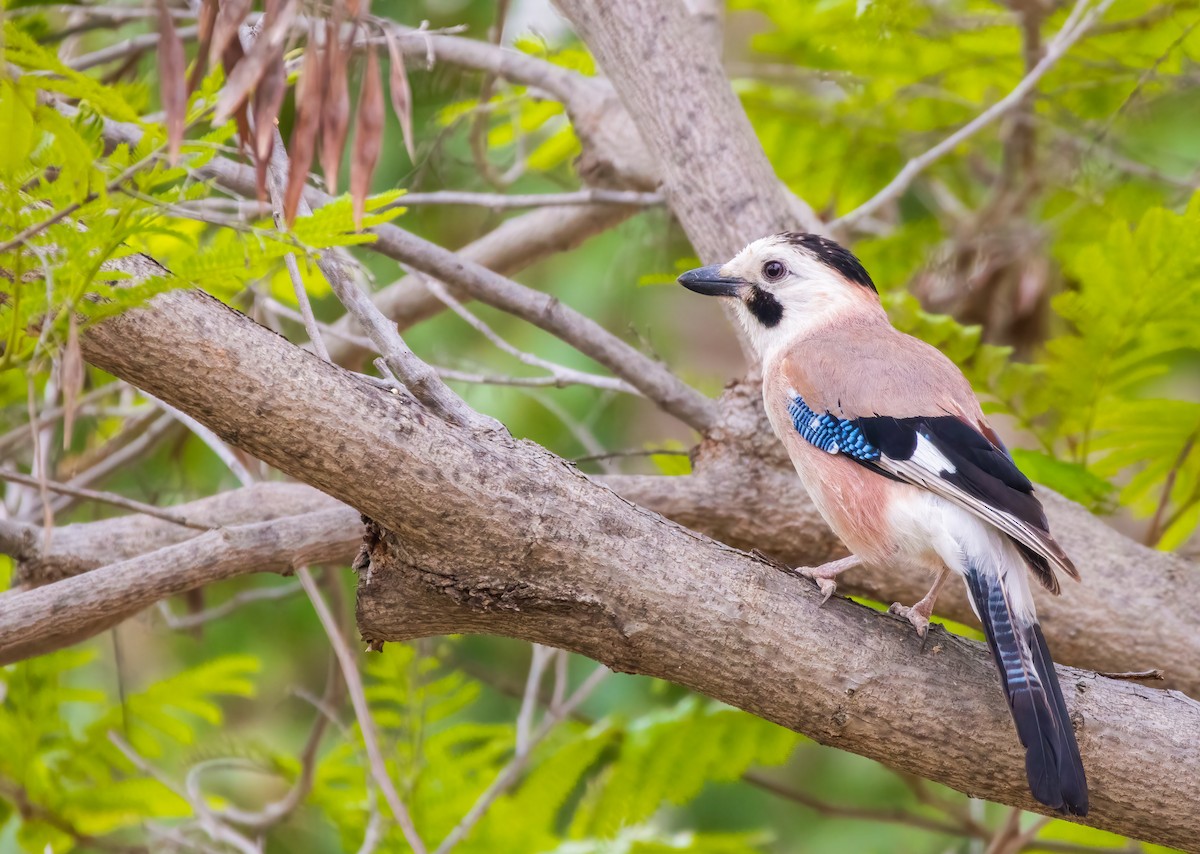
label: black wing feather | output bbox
[851,414,1069,591]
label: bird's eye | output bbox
[763,260,786,281]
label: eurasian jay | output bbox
[678,233,1088,816]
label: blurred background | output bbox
[2,0,1199,851]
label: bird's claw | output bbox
[798,568,838,605]
[889,601,930,638]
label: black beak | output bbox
[678,264,744,297]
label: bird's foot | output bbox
[798,568,838,605]
[888,601,931,638]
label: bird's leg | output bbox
[796,555,862,605]
[888,567,951,638]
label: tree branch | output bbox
[8,416,1200,703]
[83,110,716,432]
[556,0,821,254]
[0,507,360,663]
[53,283,1200,848]
[390,189,663,209]
[832,0,1116,232]
[0,467,214,530]
[324,203,641,367]
[6,481,337,588]
[554,0,820,367]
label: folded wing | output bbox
[784,394,1076,592]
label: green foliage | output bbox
[436,35,594,178]
[734,0,1200,216]
[308,645,800,853]
[3,2,1199,852]
[0,32,405,375]
[865,200,1200,542]
[572,697,799,841]
[1007,200,1200,541]
[0,649,260,851]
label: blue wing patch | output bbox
[787,394,880,462]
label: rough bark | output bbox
[0,507,360,664]
[556,0,819,259]
[61,286,1200,849]
[10,391,1200,699]
[554,0,819,367]
[8,482,333,588]
[360,525,1200,852]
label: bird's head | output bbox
[677,232,881,361]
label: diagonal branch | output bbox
[57,282,1200,849]
[554,0,820,368]
[86,112,717,432]
[324,203,641,367]
[831,0,1117,232]
[7,431,1200,703]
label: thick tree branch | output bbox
[9,413,1200,701]
[554,0,820,367]
[7,482,333,588]
[556,0,820,256]
[43,284,1200,848]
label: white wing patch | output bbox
[911,433,956,474]
[874,444,1071,587]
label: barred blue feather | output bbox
[787,395,880,462]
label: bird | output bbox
[678,232,1088,816]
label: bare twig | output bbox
[327,202,641,366]
[573,448,690,464]
[355,786,385,854]
[262,128,332,363]
[364,231,716,430]
[69,25,199,71]
[182,695,330,835]
[1146,425,1198,546]
[743,770,972,837]
[259,130,487,430]
[46,412,180,516]
[1,468,213,531]
[434,662,610,854]
[833,0,1117,231]
[422,276,641,396]
[157,581,302,630]
[265,291,636,395]
[108,733,261,854]
[392,189,663,208]
[515,643,555,753]
[1097,669,1165,681]
[0,507,361,663]
[296,566,428,854]
[0,383,120,456]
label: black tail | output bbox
[965,564,1088,816]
